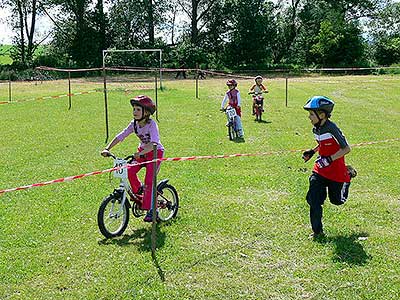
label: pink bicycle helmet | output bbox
[226,79,238,87]
[130,95,156,115]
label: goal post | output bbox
[102,49,162,88]
[102,49,163,143]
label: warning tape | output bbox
[0,86,153,105]
[0,90,98,105]
[201,69,254,80]
[0,138,399,195]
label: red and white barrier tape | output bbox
[0,86,153,105]
[0,90,98,105]
[1,138,399,195]
[201,69,254,80]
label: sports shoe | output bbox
[137,185,144,195]
[143,209,158,222]
[309,231,325,241]
[347,165,357,179]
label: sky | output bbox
[0,8,52,44]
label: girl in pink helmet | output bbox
[249,75,268,115]
[220,79,244,137]
[101,95,164,222]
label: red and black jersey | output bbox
[312,120,350,183]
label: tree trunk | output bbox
[147,0,155,45]
[191,0,199,44]
[15,0,26,66]
[26,0,37,64]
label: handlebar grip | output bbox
[125,155,134,161]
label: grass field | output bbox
[0,75,399,300]
[0,45,48,65]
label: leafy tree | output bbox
[309,17,364,66]
[368,1,400,65]
[1,0,45,67]
[272,0,306,64]
[178,0,223,45]
[108,0,168,49]
[224,0,277,69]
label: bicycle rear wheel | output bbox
[97,194,130,238]
[157,184,179,221]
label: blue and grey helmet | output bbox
[303,96,335,116]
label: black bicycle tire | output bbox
[157,184,179,221]
[97,194,130,238]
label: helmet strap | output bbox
[313,110,323,128]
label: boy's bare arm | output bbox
[330,145,351,161]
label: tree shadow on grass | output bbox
[316,232,372,266]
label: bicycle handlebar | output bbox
[103,151,135,161]
[248,91,268,95]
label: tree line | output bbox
[1,0,400,70]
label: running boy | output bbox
[221,79,244,137]
[302,96,357,238]
[249,75,268,115]
[101,95,164,222]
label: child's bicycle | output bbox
[249,91,266,122]
[97,152,179,238]
[221,106,240,140]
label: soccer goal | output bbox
[102,49,163,143]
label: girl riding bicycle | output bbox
[249,75,268,115]
[220,79,244,138]
[101,95,164,222]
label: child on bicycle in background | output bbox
[249,75,268,115]
[101,95,164,222]
[302,96,357,239]
[220,79,244,137]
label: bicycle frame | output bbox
[111,156,133,217]
[225,106,237,128]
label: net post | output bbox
[151,143,158,257]
[155,69,159,122]
[285,75,288,107]
[8,74,12,102]
[68,71,72,110]
[103,50,110,143]
[196,63,199,99]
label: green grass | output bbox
[0,75,399,299]
[0,45,48,65]
[0,45,13,65]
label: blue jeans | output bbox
[233,116,244,137]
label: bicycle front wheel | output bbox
[228,124,234,140]
[157,184,179,221]
[97,194,130,238]
[257,107,262,121]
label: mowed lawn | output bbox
[0,74,399,300]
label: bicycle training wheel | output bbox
[157,184,179,221]
[97,194,130,238]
